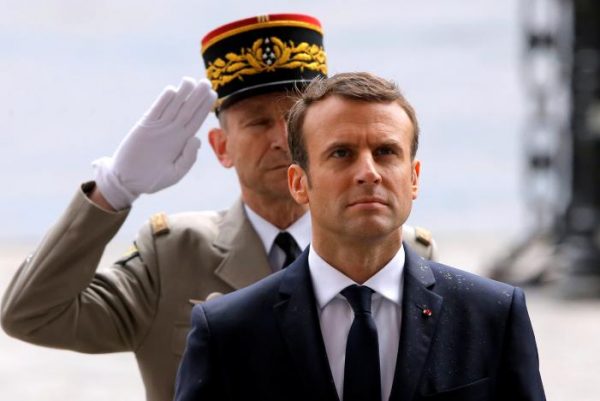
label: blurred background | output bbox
[1,0,599,400]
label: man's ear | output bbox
[288,164,309,205]
[411,159,421,200]
[208,128,233,168]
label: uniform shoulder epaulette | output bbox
[150,212,170,236]
[414,226,432,247]
[117,243,141,266]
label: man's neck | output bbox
[311,232,403,284]
[242,193,308,229]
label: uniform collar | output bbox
[244,204,311,254]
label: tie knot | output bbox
[274,232,297,251]
[274,232,300,269]
[341,285,374,315]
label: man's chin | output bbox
[262,182,295,201]
[344,216,400,240]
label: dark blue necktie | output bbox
[274,232,300,269]
[341,284,381,401]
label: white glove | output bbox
[93,77,217,210]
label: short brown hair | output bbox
[287,72,419,170]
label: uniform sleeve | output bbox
[0,183,161,353]
[495,287,546,401]
[174,305,218,401]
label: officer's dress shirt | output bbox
[308,246,405,401]
[244,205,311,271]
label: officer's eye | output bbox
[247,117,272,127]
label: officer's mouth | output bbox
[267,163,291,171]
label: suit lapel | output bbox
[212,199,272,290]
[274,249,339,401]
[389,245,443,401]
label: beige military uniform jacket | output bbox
[1,183,437,401]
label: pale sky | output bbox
[0,0,527,243]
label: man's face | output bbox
[209,92,297,201]
[289,96,420,242]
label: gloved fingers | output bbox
[179,79,217,128]
[170,136,201,180]
[184,86,218,133]
[160,77,197,123]
[144,86,177,121]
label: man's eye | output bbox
[375,147,395,156]
[247,118,271,127]
[331,149,350,158]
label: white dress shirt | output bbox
[308,246,405,401]
[244,205,311,271]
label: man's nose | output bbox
[270,116,288,150]
[355,153,382,185]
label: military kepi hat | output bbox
[201,13,327,110]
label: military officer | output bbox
[1,14,436,401]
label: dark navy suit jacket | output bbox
[174,245,546,401]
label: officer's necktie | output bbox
[341,284,381,401]
[274,232,301,269]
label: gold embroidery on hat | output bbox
[206,36,327,90]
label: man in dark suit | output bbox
[174,72,546,401]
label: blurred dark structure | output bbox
[491,0,600,297]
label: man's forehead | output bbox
[301,97,414,154]
[304,97,412,133]
[315,131,406,153]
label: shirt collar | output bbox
[308,245,405,309]
[243,204,311,254]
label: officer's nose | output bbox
[271,116,288,151]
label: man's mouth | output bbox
[267,164,290,171]
[347,197,388,207]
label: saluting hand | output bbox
[92,77,217,210]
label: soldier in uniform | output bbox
[1,14,436,401]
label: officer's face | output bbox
[288,96,420,243]
[209,92,296,202]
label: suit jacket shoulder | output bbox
[427,261,516,307]
[176,250,337,401]
[398,246,544,400]
[198,268,286,330]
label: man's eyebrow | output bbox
[237,107,270,123]
[320,141,354,155]
[378,139,403,148]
